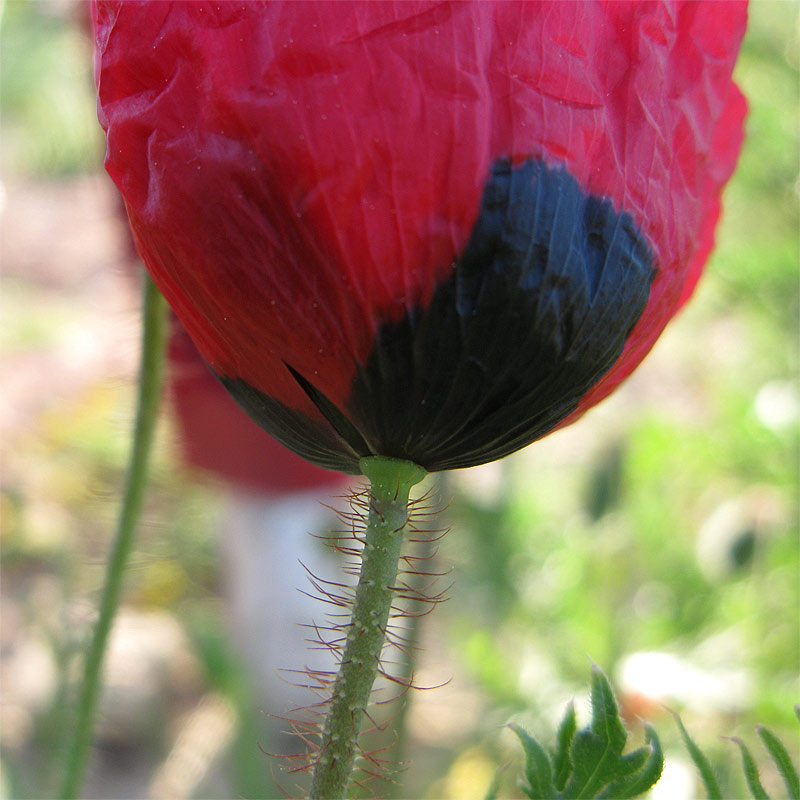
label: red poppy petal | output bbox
[94,1,747,472]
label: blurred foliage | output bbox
[1,0,102,177]
[1,2,797,800]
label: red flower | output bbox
[94,1,747,474]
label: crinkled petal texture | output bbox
[94,0,746,474]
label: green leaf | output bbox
[552,702,577,792]
[508,668,662,799]
[511,723,556,799]
[561,667,629,798]
[598,724,664,800]
[757,725,800,800]
[673,712,723,799]
[509,674,797,800]
[728,737,769,799]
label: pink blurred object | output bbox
[168,316,344,495]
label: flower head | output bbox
[94,0,747,474]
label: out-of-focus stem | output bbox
[60,274,168,799]
[309,456,425,800]
[388,522,438,796]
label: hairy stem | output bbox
[310,456,426,800]
[60,274,168,799]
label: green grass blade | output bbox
[483,764,505,800]
[728,737,769,799]
[757,726,800,800]
[672,712,722,799]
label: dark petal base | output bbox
[220,158,656,474]
[218,374,365,473]
[344,158,656,470]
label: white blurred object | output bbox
[0,631,57,751]
[754,380,800,432]
[147,692,236,800]
[222,490,346,717]
[649,756,695,800]
[97,609,203,744]
[451,461,505,507]
[618,647,751,717]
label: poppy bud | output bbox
[94,1,747,474]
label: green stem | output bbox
[60,274,168,799]
[309,456,426,800]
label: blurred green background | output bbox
[1,2,797,799]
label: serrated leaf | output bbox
[608,746,650,779]
[598,723,664,799]
[511,723,556,799]
[673,712,723,799]
[627,724,665,798]
[589,666,629,755]
[507,668,661,799]
[560,668,630,798]
[757,725,800,800]
[553,701,577,792]
[728,737,769,799]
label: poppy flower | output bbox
[93,1,747,475]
